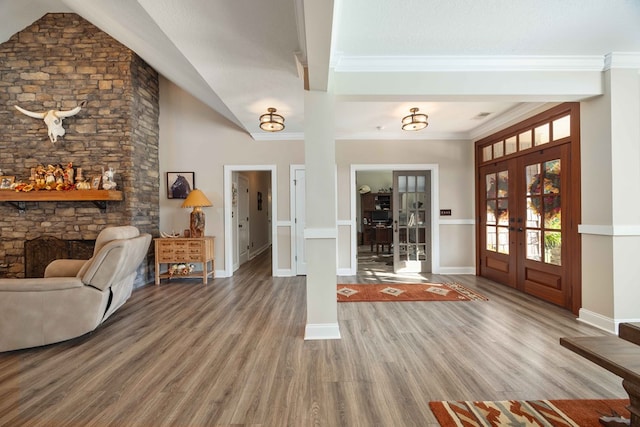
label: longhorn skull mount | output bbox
[14,100,87,143]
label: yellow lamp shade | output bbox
[181,189,212,237]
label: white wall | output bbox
[579,66,640,331]
[336,139,476,272]
[158,77,304,275]
[159,77,479,276]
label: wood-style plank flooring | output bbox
[0,247,626,426]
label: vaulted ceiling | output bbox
[2,0,639,141]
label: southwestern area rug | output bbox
[429,399,630,427]
[337,283,488,302]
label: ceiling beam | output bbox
[302,0,334,91]
[332,69,603,101]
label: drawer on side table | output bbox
[154,237,215,285]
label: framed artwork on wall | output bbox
[0,176,15,190]
[91,175,102,190]
[167,172,194,199]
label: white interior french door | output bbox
[393,170,431,273]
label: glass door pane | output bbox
[485,170,509,254]
[525,158,562,265]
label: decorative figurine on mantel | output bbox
[75,167,91,190]
[101,166,117,190]
[64,162,74,185]
[11,162,95,192]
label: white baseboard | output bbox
[337,267,352,276]
[578,309,640,334]
[304,323,341,340]
[437,266,475,275]
[340,266,475,276]
[578,308,617,334]
[275,268,295,277]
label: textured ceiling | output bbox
[334,0,640,56]
[1,0,639,141]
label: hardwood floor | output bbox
[0,249,625,426]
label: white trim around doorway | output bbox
[223,165,278,277]
[349,164,440,276]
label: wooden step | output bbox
[619,322,640,346]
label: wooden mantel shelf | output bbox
[0,190,123,212]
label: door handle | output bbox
[518,227,523,232]
[239,224,243,228]
[394,220,398,233]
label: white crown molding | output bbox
[604,52,640,70]
[332,54,605,73]
[252,130,471,141]
[335,130,469,141]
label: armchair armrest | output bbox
[44,259,88,278]
[0,277,85,292]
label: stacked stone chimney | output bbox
[0,13,159,285]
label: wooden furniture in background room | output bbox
[360,192,392,248]
[154,236,215,285]
[371,225,393,254]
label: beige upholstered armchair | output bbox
[0,226,151,352]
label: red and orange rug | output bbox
[429,399,630,426]
[337,283,488,302]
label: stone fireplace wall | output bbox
[0,13,159,285]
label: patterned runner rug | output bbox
[337,283,488,302]
[429,399,630,426]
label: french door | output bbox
[393,170,431,273]
[479,160,516,286]
[480,144,573,308]
[476,103,580,312]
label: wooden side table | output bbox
[154,236,215,285]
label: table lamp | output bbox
[181,189,212,238]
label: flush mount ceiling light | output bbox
[401,107,428,131]
[259,107,285,132]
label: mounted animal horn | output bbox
[14,101,85,143]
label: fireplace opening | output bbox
[25,237,95,278]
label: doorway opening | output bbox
[350,164,440,277]
[223,165,277,277]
